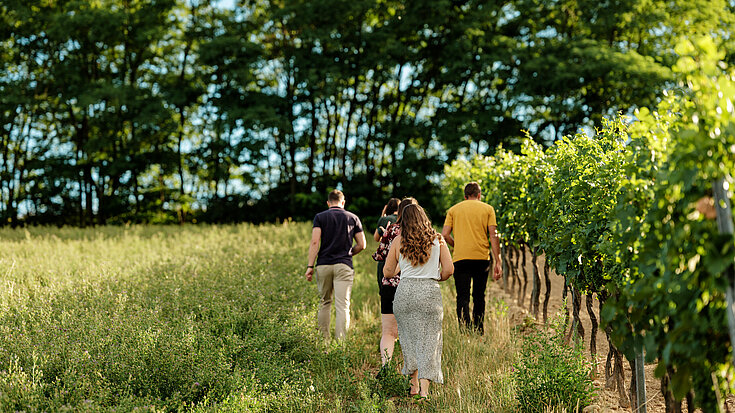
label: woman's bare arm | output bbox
[373,227,382,242]
[383,236,401,278]
[438,237,454,281]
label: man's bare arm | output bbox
[373,228,382,242]
[352,231,367,255]
[489,225,502,280]
[304,227,321,281]
[441,225,454,247]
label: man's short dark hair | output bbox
[464,182,481,198]
[328,189,345,203]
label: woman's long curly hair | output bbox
[400,204,441,266]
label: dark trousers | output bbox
[454,259,490,334]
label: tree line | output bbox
[1,0,733,226]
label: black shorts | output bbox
[380,283,397,314]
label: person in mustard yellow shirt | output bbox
[441,182,502,334]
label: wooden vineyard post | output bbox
[635,347,646,413]
[713,177,735,366]
[501,244,509,291]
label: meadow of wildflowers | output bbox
[0,224,331,411]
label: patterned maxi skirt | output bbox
[393,277,444,384]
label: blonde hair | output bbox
[399,204,441,266]
[328,189,344,203]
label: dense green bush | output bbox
[374,357,410,399]
[513,314,594,413]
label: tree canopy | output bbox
[1,0,733,225]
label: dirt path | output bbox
[488,250,667,413]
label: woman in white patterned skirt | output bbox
[383,203,454,400]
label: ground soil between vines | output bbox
[492,250,735,413]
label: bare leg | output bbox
[410,371,419,395]
[419,379,431,397]
[380,314,398,365]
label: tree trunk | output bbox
[9,151,23,228]
[543,258,551,324]
[285,67,298,217]
[587,294,598,359]
[176,38,192,198]
[514,246,522,302]
[97,170,106,225]
[604,329,631,408]
[0,129,9,224]
[386,63,407,191]
[340,86,357,184]
[501,244,510,292]
[363,116,372,180]
[509,246,516,293]
[321,100,332,178]
[685,391,694,413]
[629,358,638,412]
[363,82,380,185]
[78,152,85,227]
[7,113,31,226]
[520,244,529,308]
[16,141,29,225]
[5,143,16,227]
[531,247,541,318]
[616,346,631,407]
[84,161,94,225]
[177,114,186,196]
[340,25,363,183]
[566,286,584,343]
[661,369,683,413]
[307,97,318,190]
[605,335,615,389]
[376,140,388,186]
[562,276,570,329]
[132,168,140,215]
[68,106,90,227]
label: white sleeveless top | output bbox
[398,238,442,280]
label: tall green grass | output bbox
[0,223,522,411]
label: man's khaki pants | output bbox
[315,263,354,341]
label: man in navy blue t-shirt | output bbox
[305,190,366,341]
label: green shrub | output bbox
[513,314,595,413]
[374,357,409,398]
[349,381,396,413]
